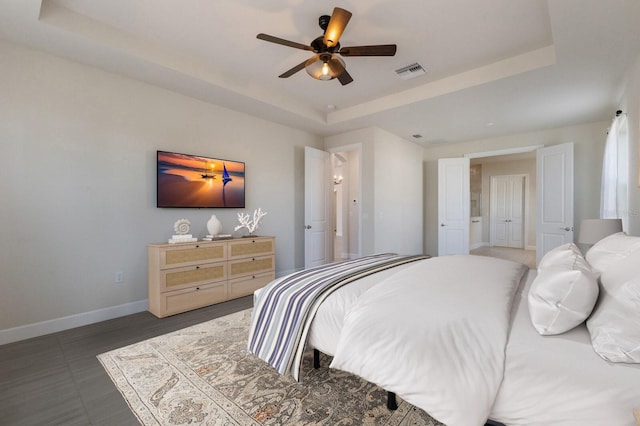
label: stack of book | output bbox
[202,234,233,241]
[168,234,198,244]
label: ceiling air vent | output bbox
[395,62,426,80]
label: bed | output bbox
[249,233,640,426]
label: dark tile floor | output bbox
[0,296,253,425]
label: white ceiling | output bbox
[1,0,639,146]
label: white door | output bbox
[490,175,525,248]
[508,176,525,247]
[305,147,334,268]
[536,143,574,264]
[491,176,510,247]
[438,158,470,255]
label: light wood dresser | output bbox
[147,236,275,318]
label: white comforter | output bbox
[329,255,528,426]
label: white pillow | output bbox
[585,232,640,274]
[537,243,582,271]
[529,246,599,335]
[587,246,640,363]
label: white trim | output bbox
[470,242,489,250]
[464,145,543,159]
[0,299,148,345]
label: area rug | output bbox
[98,309,443,425]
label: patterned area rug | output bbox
[98,309,443,425]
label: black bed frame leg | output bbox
[314,348,395,411]
[387,391,398,410]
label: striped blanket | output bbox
[247,253,430,380]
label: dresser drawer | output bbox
[228,255,275,279]
[160,242,226,268]
[228,238,274,260]
[148,236,275,318]
[228,271,275,299]
[160,282,227,317]
[160,262,227,291]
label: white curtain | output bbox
[600,114,628,231]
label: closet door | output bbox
[491,176,510,247]
[490,175,525,248]
[507,176,525,247]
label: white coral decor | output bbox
[173,218,191,235]
[234,208,267,235]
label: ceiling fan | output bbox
[257,7,397,86]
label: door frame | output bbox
[462,144,541,256]
[327,143,362,259]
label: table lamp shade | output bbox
[578,219,623,245]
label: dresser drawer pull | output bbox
[196,266,200,269]
[252,275,256,279]
[196,245,200,248]
[252,257,255,261]
[196,287,200,290]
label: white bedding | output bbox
[254,254,640,425]
[307,263,417,355]
[490,270,640,426]
[329,255,528,426]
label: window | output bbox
[601,113,629,231]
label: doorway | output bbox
[330,148,361,261]
[467,151,537,266]
[440,143,574,266]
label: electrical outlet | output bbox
[115,271,124,283]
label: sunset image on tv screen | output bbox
[157,151,245,208]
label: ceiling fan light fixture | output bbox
[305,54,344,81]
[320,62,332,80]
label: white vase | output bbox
[206,214,222,236]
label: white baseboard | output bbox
[470,242,489,250]
[0,299,148,346]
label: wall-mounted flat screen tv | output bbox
[157,150,245,208]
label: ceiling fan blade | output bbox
[337,69,354,86]
[339,44,397,56]
[257,33,314,51]
[328,57,353,85]
[278,59,310,78]
[323,7,352,48]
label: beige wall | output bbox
[325,127,424,255]
[423,121,609,255]
[372,128,423,254]
[0,40,322,341]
